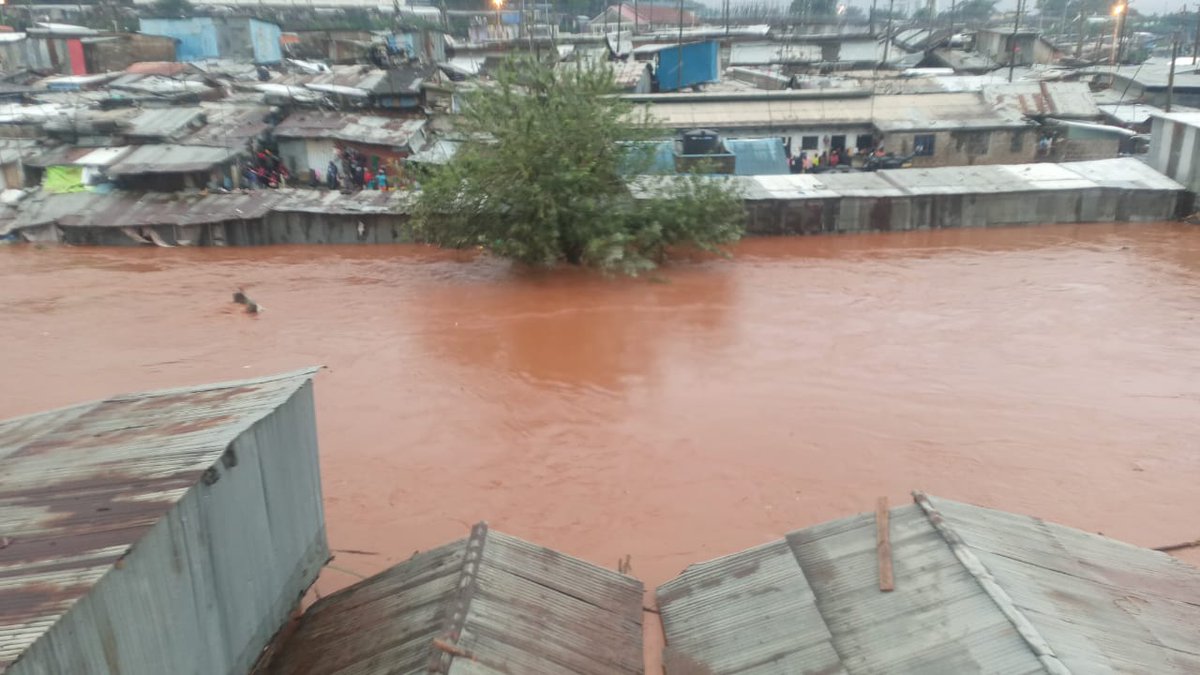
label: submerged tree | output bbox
[412,58,745,275]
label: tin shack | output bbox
[0,369,328,675]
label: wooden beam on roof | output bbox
[876,496,894,592]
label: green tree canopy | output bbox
[413,58,745,274]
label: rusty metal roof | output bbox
[274,111,426,147]
[7,188,410,233]
[179,103,274,148]
[983,81,1101,120]
[0,368,320,673]
[106,144,244,175]
[268,523,644,675]
[658,493,1200,674]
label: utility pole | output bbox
[724,0,730,37]
[882,0,894,64]
[949,0,956,35]
[1167,33,1179,111]
[676,0,683,91]
[1076,9,1085,58]
[616,0,622,56]
[634,0,639,36]
[870,0,877,35]
[1192,4,1199,63]
[1008,0,1023,82]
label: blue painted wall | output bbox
[724,138,790,175]
[140,18,219,61]
[656,41,719,92]
[249,19,282,64]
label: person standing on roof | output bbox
[326,160,339,190]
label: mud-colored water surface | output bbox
[3,224,1199,636]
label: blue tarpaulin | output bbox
[656,41,719,92]
[724,138,790,175]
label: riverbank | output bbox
[0,158,1187,246]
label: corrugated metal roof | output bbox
[107,144,242,175]
[729,42,821,66]
[125,107,206,140]
[274,111,426,147]
[7,188,410,232]
[268,523,644,675]
[638,92,1028,131]
[983,81,1100,119]
[658,493,1200,674]
[0,368,320,673]
[179,103,273,148]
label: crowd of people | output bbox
[241,149,290,188]
[230,146,397,192]
[318,146,391,191]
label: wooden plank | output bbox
[876,496,894,592]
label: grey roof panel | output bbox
[788,505,1044,675]
[933,497,1200,674]
[270,525,643,675]
[659,494,1200,674]
[0,369,321,672]
[657,539,844,675]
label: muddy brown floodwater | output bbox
[3,223,1200,668]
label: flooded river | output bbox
[3,223,1200,625]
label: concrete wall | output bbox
[744,186,1181,236]
[1149,117,1200,192]
[884,128,1037,167]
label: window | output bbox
[831,135,846,150]
[801,136,819,150]
[913,134,936,157]
[856,134,875,150]
[1010,130,1025,153]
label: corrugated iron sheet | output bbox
[658,495,1200,674]
[631,158,1183,201]
[106,144,242,175]
[638,91,1027,131]
[983,81,1101,120]
[124,106,206,139]
[658,539,844,674]
[0,368,321,673]
[7,186,411,234]
[932,497,1200,673]
[274,111,426,147]
[268,523,644,675]
[179,103,273,148]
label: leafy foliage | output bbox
[413,58,744,274]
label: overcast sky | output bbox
[697,0,1186,18]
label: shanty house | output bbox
[632,90,1035,167]
[81,33,178,73]
[0,369,328,675]
[274,111,426,180]
[1149,110,1200,194]
[635,41,719,92]
[974,29,1059,67]
[658,492,1200,673]
[265,522,644,674]
[589,4,698,34]
[106,144,245,191]
[139,17,283,64]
